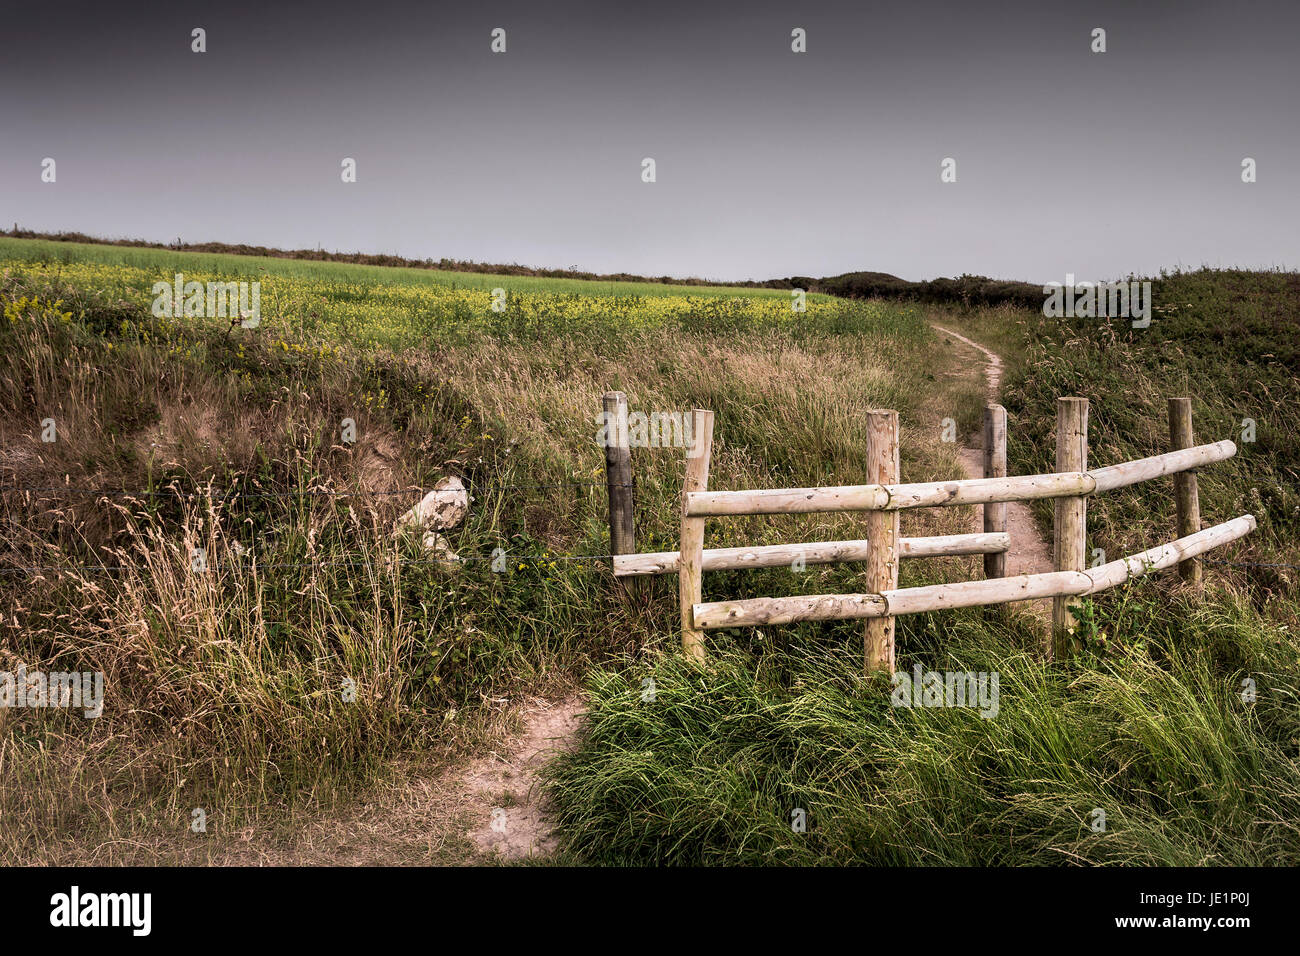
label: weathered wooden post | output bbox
[982,404,1008,580]
[864,410,900,674]
[602,392,635,575]
[1168,397,1203,589]
[1052,396,1089,659]
[679,408,715,660]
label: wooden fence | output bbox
[601,392,1255,673]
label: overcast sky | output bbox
[1,0,1296,283]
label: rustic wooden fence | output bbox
[601,392,1254,674]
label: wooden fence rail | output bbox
[683,440,1235,517]
[691,515,1256,629]
[613,531,1009,576]
[600,391,1253,674]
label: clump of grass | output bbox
[546,584,1300,865]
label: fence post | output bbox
[1052,396,1089,659]
[1168,397,1203,589]
[982,403,1008,580]
[864,410,900,675]
[602,392,635,575]
[679,408,715,660]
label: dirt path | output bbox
[158,694,586,867]
[932,326,1054,601]
[463,695,586,859]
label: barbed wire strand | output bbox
[1,485,1292,572]
[0,553,622,574]
[0,482,631,498]
[4,555,1296,575]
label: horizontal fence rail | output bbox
[1089,441,1236,494]
[613,531,1009,577]
[691,515,1256,630]
[684,440,1236,518]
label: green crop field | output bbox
[0,236,820,301]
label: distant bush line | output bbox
[811,271,1046,310]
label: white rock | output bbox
[422,531,460,564]
[397,476,468,532]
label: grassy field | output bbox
[0,236,822,301]
[954,271,1299,576]
[2,242,1297,865]
[0,241,965,863]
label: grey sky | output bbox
[1,0,1296,283]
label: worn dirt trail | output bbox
[176,694,586,867]
[932,326,1053,608]
[462,695,586,859]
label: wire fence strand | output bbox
[5,553,1294,576]
[0,481,641,575]
[0,552,622,575]
[0,481,630,499]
